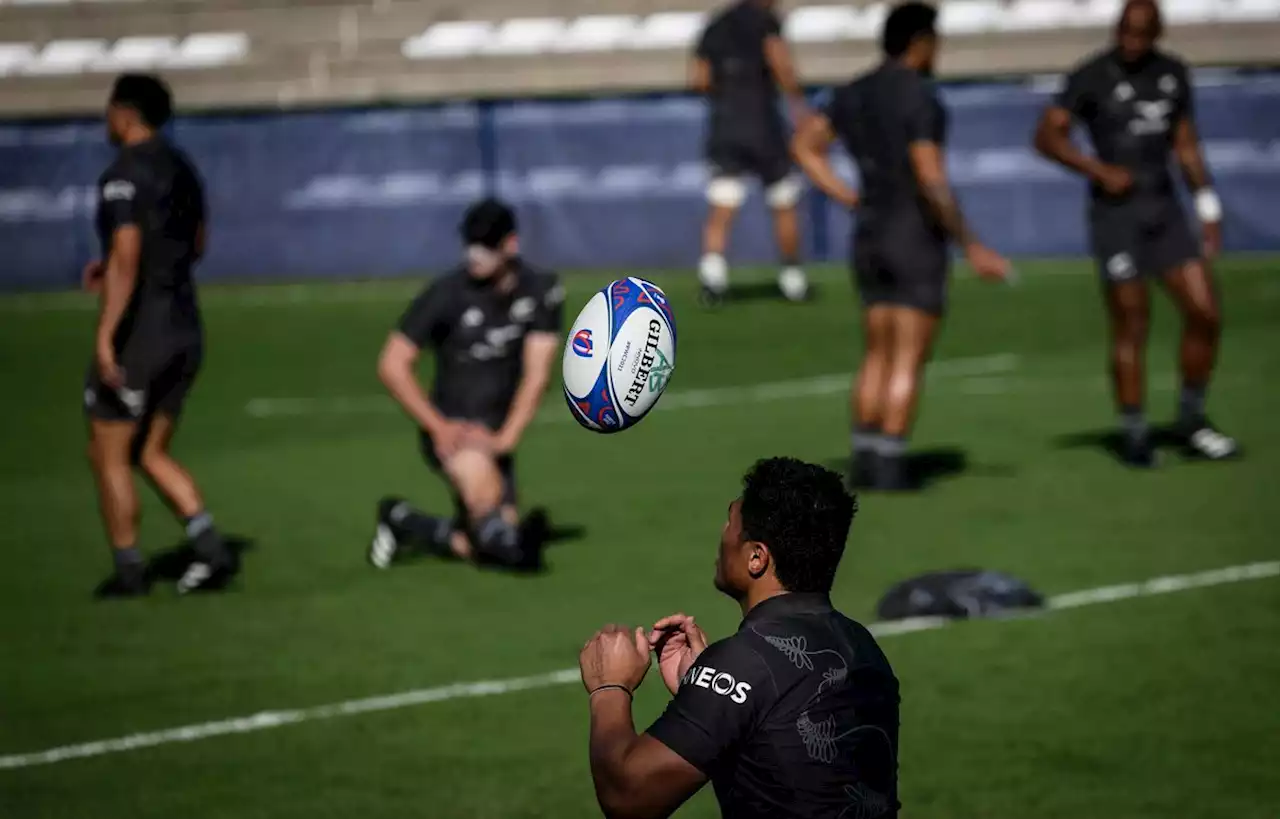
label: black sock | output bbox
[1120,405,1148,441]
[388,502,455,557]
[113,546,143,573]
[851,424,881,455]
[185,511,227,564]
[1178,383,1207,428]
[472,510,523,567]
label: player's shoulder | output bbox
[1150,48,1191,77]
[416,265,468,298]
[681,633,773,698]
[1066,48,1114,80]
[517,260,562,293]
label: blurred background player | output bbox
[691,0,811,306]
[792,2,1009,491]
[1033,0,1238,467]
[83,73,236,597]
[370,198,562,572]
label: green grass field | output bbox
[1,257,1278,819]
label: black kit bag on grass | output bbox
[876,570,1045,621]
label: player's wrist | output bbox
[588,683,634,701]
[1194,188,1223,224]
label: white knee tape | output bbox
[707,177,747,209]
[766,174,803,209]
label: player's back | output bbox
[697,1,782,128]
[97,138,205,343]
[826,62,947,239]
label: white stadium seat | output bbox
[403,21,493,60]
[1218,0,1280,21]
[998,0,1081,30]
[629,12,705,50]
[23,39,106,75]
[785,6,861,43]
[165,33,248,69]
[938,0,1004,35]
[556,15,640,53]
[483,18,567,56]
[91,36,177,72]
[0,42,36,76]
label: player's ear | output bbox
[502,234,520,256]
[746,540,771,580]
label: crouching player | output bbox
[369,198,563,572]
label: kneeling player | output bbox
[369,199,562,571]
[1034,0,1237,466]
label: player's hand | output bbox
[489,427,519,455]
[580,624,651,694]
[964,243,1012,283]
[649,613,709,696]
[431,420,469,460]
[1201,220,1223,259]
[1095,164,1134,197]
[82,260,104,293]
[96,342,123,390]
[457,422,502,452]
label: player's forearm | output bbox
[1034,129,1108,183]
[589,693,652,819]
[793,148,856,208]
[96,255,137,348]
[1177,147,1212,192]
[499,375,548,444]
[919,181,977,248]
[380,367,445,434]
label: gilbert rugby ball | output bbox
[562,277,677,433]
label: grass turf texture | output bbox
[1,256,1278,819]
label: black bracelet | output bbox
[589,684,633,700]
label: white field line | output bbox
[1,559,1276,772]
[243,353,1021,419]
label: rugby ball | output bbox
[562,277,677,433]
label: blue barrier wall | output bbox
[1,71,1278,289]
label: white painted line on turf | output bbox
[0,559,1275,772]
[242,353,1021,419]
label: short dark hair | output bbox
[109,73,173,129]
[460,198,517,249]
[882,2,937,58]
[740,457,858,594]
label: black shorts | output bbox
[84,339,202,423]
[1090,200,1199,284]
[706,127,792,187]
[418,425,518,521]
[851,223,950,317]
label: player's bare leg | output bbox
[138,413,236,590]
[850,305,895,487]
[768,178,809,302]
[446,450,541,569]
[699,181,742,306]
[1161,260,1237,458]
[1104,279,1155,466]
[874,306,939,489]
[88,420,146,596]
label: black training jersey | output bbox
[396,262,564,430]
[1056,48,1193,203]
[696,1,786,140]
[95,137,206,351]
[824,62,948,241]
[648,593,900,819]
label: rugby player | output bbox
[84,74,236,597]
[1033,0,1238,466]
[369,198,562,572]
[791,2,1010,490]
[578,457,899,819]
[692,0,811,306]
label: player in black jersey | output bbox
[369,198,563,572]
[578,458,899,819]
[1034,0,1238,467]
[692,0,811,306]
[84,74,236,598]
[791,2,1009,491]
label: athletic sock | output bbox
[699,253,729,294]
[876,434,908,459]
[112,546,143,572]
[185,511,227,565]
[472,510,523,567]
[388,502,455,557]
[851,425,882,455]
[1177,383,1207,429]
[1119,405,1149,441]
[778,265,808,300]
